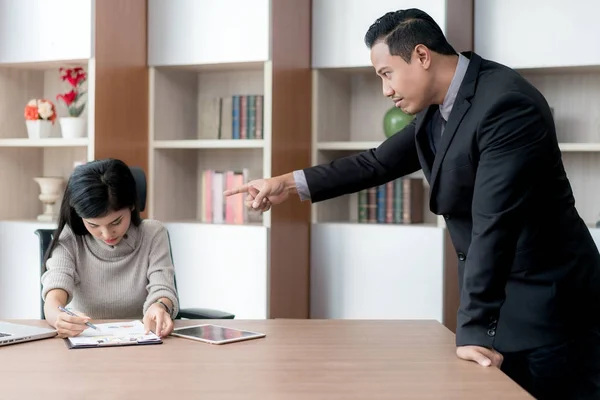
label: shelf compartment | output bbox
[153,139,264,149]
[0,62,90,140]
[151,64,267,142]
[0,147,87,220]
[151,147,264,225]
[313,68,394,143]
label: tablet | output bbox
[171,324,266,345]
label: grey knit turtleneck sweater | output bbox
[41,219,180,319]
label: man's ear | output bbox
[414,44,431,69]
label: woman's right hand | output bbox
[54,310,91,338]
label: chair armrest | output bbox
[177,308,235,320]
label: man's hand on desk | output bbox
[457,345,503,367]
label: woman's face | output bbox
[82,208,132,246]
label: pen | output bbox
[58,306,100,331]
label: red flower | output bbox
[57,66,88,117]
[56,90,77,106]
[59,67,86,88]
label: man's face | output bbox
[370,41,432,115]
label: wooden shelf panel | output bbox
[317,141,600,153]
[312,221,439,228]
[0,59,89,70]
[159,219,264,227]
[559,143,600,152]
[317,141,381,151]
[0,138,88,148]
[154,61,266,72]
[153,139,264,149]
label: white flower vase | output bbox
[33,177,64,222]
[59,117,87,139]
[25,120,53,139]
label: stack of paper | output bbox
[66,320,162,348]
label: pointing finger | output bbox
[224,184,250,196]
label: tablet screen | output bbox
[173,325,263,342]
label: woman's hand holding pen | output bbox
[55,309,92,338]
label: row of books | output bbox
[358,177,424,224]
[198,95,264,140]
[200,168,255,224]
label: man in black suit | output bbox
[224,8,600,399]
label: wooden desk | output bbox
[0,319,532,399]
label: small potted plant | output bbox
[24,99,57,139]
[56,66,87,138]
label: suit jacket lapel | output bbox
[429,52,481,191]
[414,106,436,181]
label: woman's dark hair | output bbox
[364,8,457,63]
[43,158,142,266]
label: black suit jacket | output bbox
[303,52,600,352]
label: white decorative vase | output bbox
[59,117,87,139]
[25,120,53,139]
[33,177,64,222]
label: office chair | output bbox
[34,166,235,321]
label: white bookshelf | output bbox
[310,63,436,226]
[309,0,474,323]
[310,0,472,230]
[147,0,312,320]
[0,1,94,222]
[475,0,600,227]
[516,69,600,226]
[148,62,270,227]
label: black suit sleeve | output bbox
[303,119,421,203]
[456,92,550,348]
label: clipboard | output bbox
[64,320,162,349]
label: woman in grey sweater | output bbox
[41,159,179,338]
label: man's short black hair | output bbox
[364,8,457,63]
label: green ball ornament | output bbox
[383,106,414,138]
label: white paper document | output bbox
[67,320,162,348]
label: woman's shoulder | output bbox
[56,223,78,245]
[138,219,169,238]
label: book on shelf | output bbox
[200,168,260,225]
[197,95,264,140]
[358,177,424,224]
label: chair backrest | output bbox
[129,166,147,212]
[34,228,54,319]
[34,166,181,319]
